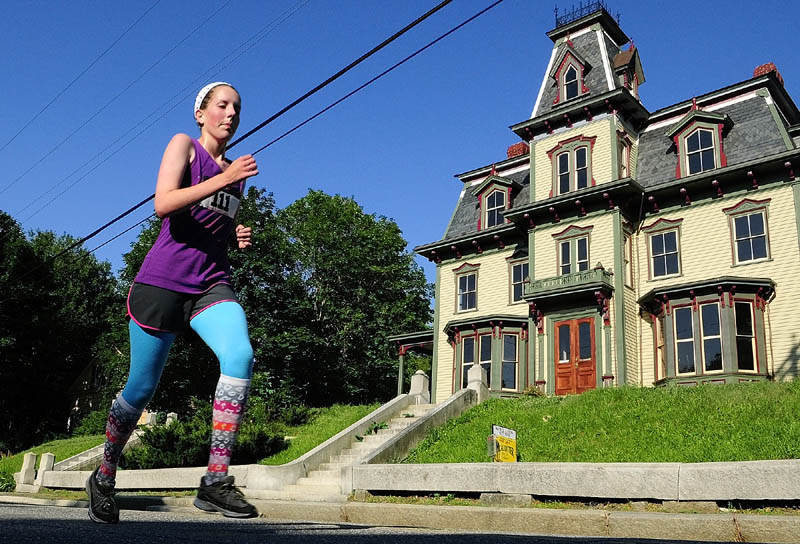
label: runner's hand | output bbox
[236,224,252,249]
[226,155,258,184]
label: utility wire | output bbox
[9,0,310,223]
[250,0,504,156]
[0,0,161,156]
[227,0,454,149]
[17,0,503,282]
[0,0,232,197]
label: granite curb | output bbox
[2,494,799,542]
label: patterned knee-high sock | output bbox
[204,374,250,485]
[97,395,142,487]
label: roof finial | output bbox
[691,97,698,111]
[491,163,497,176]
[628,38,635,51]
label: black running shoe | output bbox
[194,475,258,518]
[86,468,119,524]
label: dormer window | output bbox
[686,128,715,174]
[666,108,731,179]
[485,190,505,228]
[471,174,521,231]
[549,44,590,106]
[563,64,579,100]
[547,135,596,196]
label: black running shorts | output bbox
[127,282,238,333]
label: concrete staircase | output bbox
[248,404,435,502]
[53,430,143,472]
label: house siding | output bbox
[435,247,528,400]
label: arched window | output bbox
[564,65,579,100]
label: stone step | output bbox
[294,476,339,488]
[307,469,340,479]
[331,454,359,464]
[318,462,345,472]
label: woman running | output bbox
[86,82,259,523]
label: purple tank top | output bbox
[135,138,243,293]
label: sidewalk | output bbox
[2,492,799,543]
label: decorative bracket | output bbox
[712,179,723,197]
[748,170,758,189]
[680,187,691,205]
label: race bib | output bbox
[199,190,240,218]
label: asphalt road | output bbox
[0,503,750,544]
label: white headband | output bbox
[194,82,231,116]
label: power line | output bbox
[0,0,161,156]
[8,0,311,224]
[16,0,504,282]
[227,0,454,149]
[0,0,232,197]
[250,0,504,156]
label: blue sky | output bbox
[2,0,799,285]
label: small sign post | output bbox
[490,424,517,462]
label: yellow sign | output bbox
[492,425,517,462]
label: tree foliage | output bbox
[0,212,119,452]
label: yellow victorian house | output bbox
[393,4,800,402]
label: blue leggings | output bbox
[120,301,254,411]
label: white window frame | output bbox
[685,127,716,175]
[699,302,724,374]
[734,300,757,373]
[674,306,696,376]
[501,333,518,391]
[649,229,681,279]
[732,211,769,264]
[485,190,506,228]
[457,272,477,312]
[510,260,529,304]
[461,335,475,389]
[558,236,589,276]
[563,64,579,101]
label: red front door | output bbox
[554,317,596,395]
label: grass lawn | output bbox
[0,435,106,476]
[404,381,800,464]
[260,403,381,465]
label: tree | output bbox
[0,212,119,451]
[277,190,432,404]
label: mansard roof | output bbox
[636,75,795,188]
[443,168,529,241]
[537,30,618,117]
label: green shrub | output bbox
[122,399,286,470]
[72,409,109,436]
[0,468,15,492]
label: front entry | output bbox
[554,317,596,395]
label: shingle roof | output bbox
[443,169,529,241]
[538,31,619,116]
[635,97,787,188]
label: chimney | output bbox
[753,62,784,85]
[507,142,530,159]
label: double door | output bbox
[554,317,596,395]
